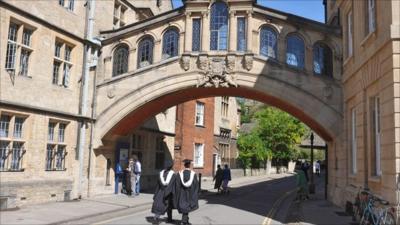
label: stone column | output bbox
[201,11,209,52]
[246,11,253,53]
[153,39,162,63]
[229,10,236,52]
[184,12,192,52]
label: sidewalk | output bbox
[285,175,354,225]
[0,173,291,225]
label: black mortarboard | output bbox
[182,159,192,165]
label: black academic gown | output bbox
[213,168,223,189]
[151,170,177,215]
[174,169,199,214]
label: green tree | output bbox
[237,131,271,175]
[254,107,307,162]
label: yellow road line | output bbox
[262,188,297,225]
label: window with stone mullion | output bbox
[0,141,10,171]
[138,38,154,68]
[260,27,277,59]
[192,19,201,51]
[237,17,246,52]
[210,2,228,51]
[286,35,305,69]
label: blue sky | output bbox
[171,0,325,23]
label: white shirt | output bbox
[135,161,142,173]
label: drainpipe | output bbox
[77,0,96,198]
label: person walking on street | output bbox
[315,160,321,177]
[221,164,231,195]
[151,161,177,224]
[213,164,223,194]
[301,161,310,182]
[295,164,309,200]
[175,159,199,225]
[127,158,137,196]
[133,155,141,195]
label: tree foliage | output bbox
[237,106,307,170]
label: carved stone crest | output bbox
[180,55,190,71]
[197,57,238,88]
[107,85,116,99]
[244,54,253,71]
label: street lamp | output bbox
[309,132,315,194]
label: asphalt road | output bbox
[88,175,297,225]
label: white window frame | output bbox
[53,40,73,88]
[195,102,205,126]
[351,108,357,174]
[373,96,381,176]
[347,10,353,58]
[194,143,204,168]
[367,0,376,34]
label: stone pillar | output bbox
[201,11,209,52]
[229,10,236,52]
[184,12,192,52]
[153,39,162,63]
[246,11,253,53]
[129,48,137,71]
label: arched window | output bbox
[286,34,305,69]
[210,2,228,51]
[313,43,333,76]
[137,37,154,68]
[112,44,129,77]
[260,27,278,59]
[162,28,179,59]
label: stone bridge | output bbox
[93,0,343,149]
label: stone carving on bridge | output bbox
[197,57,238,88]
[243,54,254,71]
[180,54,191,71]
[226,55,235,72]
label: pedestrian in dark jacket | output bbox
[222,164,231,194]
[174,159,199,225]
[151,161,176,224]
[213,164,223,194]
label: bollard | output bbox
[198,173,202,193]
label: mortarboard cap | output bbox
[182,159,192,165]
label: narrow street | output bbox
[84,175,296,225]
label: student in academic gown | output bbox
[175,159,199,225]
[151,161,176,224]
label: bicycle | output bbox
[359,195,396,225]
[352,186,370,222]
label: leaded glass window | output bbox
[137,37,154,68]
[192,19,201,51]
[286,34,305,69]
[5,23,18,70]
[13,117,24,139]
[260,27,277,59]
[237,17,246,52]
[162,28,179,59]
[210,2,228,51]
[19,49,30,76]
[10,142,23,171]
[112,44,129,76]
[313,43,333,76]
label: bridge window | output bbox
[192,18,201,51]
[313,43,333,76]
[237,17,246,52]
[210,2,228,51]
[260,26,277,59]
[112,44,129,76]
[137,37,154,68]
[162,28,179,59]
[286,34,305,69]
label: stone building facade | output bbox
[214,96,240,169]
[324,0,400,207]
[0,0,173,208]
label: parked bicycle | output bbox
[352,186,370,222]
[359,195,396,225]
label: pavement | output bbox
[285,174,354,225]
[0,172,354,225]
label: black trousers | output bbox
[182,213,189,224]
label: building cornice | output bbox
[0,101,94,122]
[100,7,184,44]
